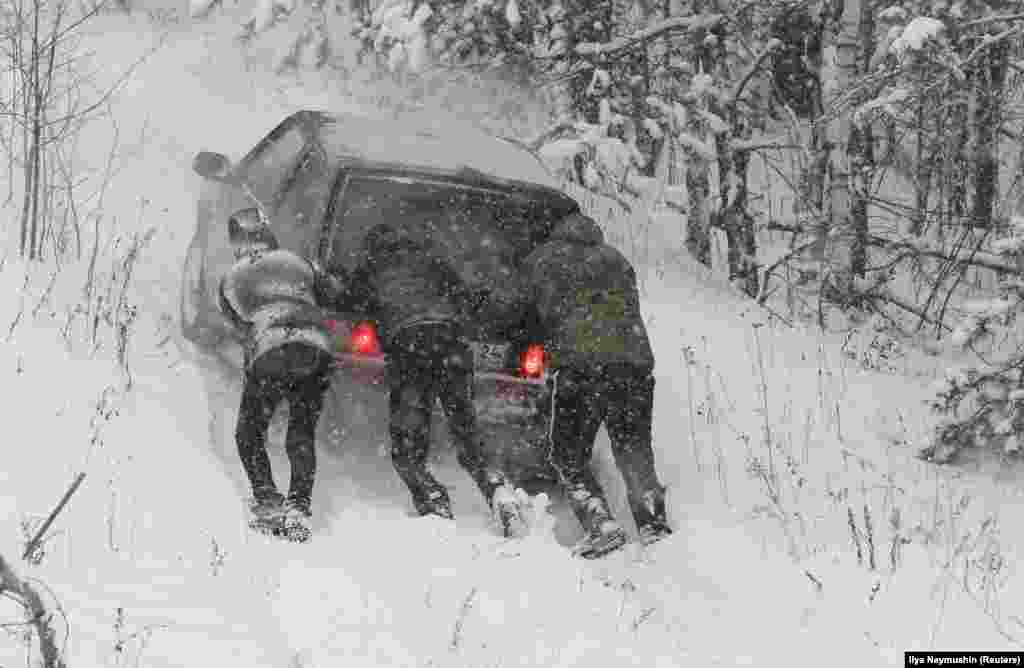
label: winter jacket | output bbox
[520,214,655,374]
[219,248,343,374]
[349,226,466,349]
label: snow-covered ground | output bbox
[2,7,1023,667]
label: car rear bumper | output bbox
[332,351,550,427]
[332,349,556,483]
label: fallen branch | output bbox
[23,472,86,562]
[0,553,66,667]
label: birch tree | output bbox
[819,0,863,295]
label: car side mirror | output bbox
[192,151,237,183]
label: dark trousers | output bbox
[385,325,492,497]
[235,344,333,509]
[546,364,662,516]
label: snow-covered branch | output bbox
[961,12,1024,30]
[574,14,724,57]
[960,25,1023,71]
[729,138,802,153]
[868,236,1024,276]
[521,122,577,152]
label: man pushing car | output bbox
[519,213,672,558]
[348,224,523,534]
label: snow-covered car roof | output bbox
[312,110,563,191]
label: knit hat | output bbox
[228,207,278,254]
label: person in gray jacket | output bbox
[520,213,671,558]
[219,210,347,542]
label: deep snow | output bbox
[1,6,1023,667]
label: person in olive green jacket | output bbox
[520,213,671,558]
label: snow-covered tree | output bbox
[923,214,1024,463]
[358,1,796,294]
[189,0,343,73]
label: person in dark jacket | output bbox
[520,213,671,558]
[219,210,346,542]
[350,224,521,532]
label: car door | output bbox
[269,144,335,260]
[238,122,310,210]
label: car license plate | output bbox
[470,341,507,371]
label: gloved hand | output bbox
[311,260,349,306]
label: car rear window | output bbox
[326,174,535,281]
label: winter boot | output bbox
[565,483,628,559]
[632,486,672,546]
[573,518,629,559]
[489,483,527,538]
[407,473,454,519]
[412,486,454,519]
[398,465,454,519]
[470,469,525,538]
[279,497,313,543]
[247,491,286,536]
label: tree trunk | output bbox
[545,2,576,122]
[969,41,1007,229]
[848,0,875,277]
[718,143,758,296]
[714,28,759,296]
[821,0,860,290]
[849,123,871,278]
[801,9,827,267]
[684,105,712,267]
[568,1,598,123]
[946,98,970,234]
[909,79,929,236]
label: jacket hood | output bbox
[549,214,604,246]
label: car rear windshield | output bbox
[326,173,538,278]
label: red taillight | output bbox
[520,344,546,378]
[351,321,380,355]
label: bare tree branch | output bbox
[873,290,954,332]
[727,38,782,108]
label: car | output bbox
[181,109,581,484]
